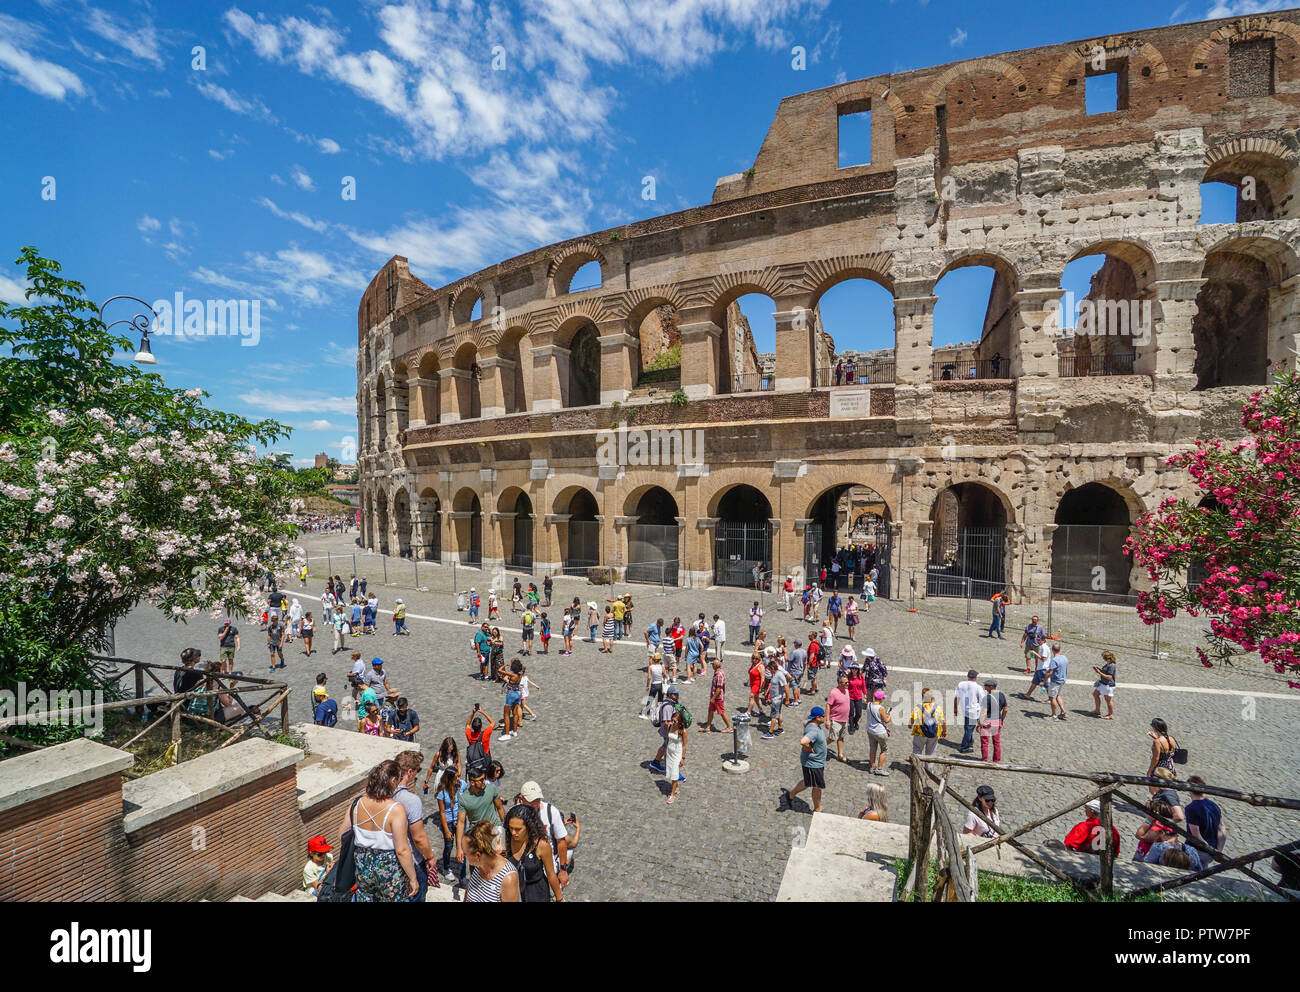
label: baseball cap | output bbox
[873,690,887,700]
[666,685,680,696]
[520,781,543,802]
[752,601,759,606]
[371,657,384,666]
[395,598,403,604]
[976,785,996,803]
[809,706,826,718]
[983,678,998,687]
[307,835,333,853]
[311,685,328,698]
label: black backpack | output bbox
[466,735,488,771]
[316,799,359,902]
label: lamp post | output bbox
[99,295,158,365]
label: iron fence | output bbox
[730,372,774,393]
[932,356,1010,381]
[1058,351,1138,377]
[815,360,896,386]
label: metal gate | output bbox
[627,523,679,586]
[926,525,1005,599]
[1051,524,1130,596]
[803,523,823,583]
[563,520,600,574]
[508,515,534,571]
[459,513,483,566]
[864,528,892,600]
[714,521,772,588]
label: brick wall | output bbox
[0,772,130,902]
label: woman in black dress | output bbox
[502,804,563,902]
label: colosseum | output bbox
[355,11,1300,602]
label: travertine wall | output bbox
[354,12,1300,596]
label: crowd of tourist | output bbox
[174,552,1298,903]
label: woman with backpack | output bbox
[1146,718,1181,796]
[336,760,419,902]
[909,687,946,774]
[503,804,563,902]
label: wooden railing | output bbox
[903,754,1300,902]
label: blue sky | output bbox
[0,0,1258,463]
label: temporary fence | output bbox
[902,570,1223,668]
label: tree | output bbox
[0,248,318,699]
[1126,367,1300,685]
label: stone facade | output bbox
[354,12,1300,598]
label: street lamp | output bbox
[99,295,158,365]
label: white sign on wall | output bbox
[829,388,871,419]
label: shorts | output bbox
[1029,669,1048,688]
[769,699,783,721]
[868,732,888,756]
[1094,682,1115,697]
[708,699,725,716]
[505,690,522,706]
[220,647,235,662]
[867,595,875,603]
[846,615,858,626]
[647,642,660,656]
[801,765,826,790]
[829,720,847,741]
[522,627,534,639]
[1047,684,1063,699]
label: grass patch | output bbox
[891,858,1160,903]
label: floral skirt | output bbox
[354,847,406,902]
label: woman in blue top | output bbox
[827,592,843,636]
[435,767,468,886]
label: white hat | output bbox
[489,588,495,594]
[588,601,597,609]
[470,586,476,592]
[395,598,403,604]
[863,648,877,658]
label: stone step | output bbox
[777,812,906,902]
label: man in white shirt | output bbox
[711,615,726,659]
[952,669,986,754]
[1024,640,1053,699]
[748,603,764,645]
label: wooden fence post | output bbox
[1099,787,1115,899]
[134,664,145,719]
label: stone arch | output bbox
[449,281,485,326]
[451,487,483,565]
[625,484,679,521]
[803,481,895,594]
[930,251,1022,378]
[415,350,441,426]
[558,318,601,408]
[1186,16,1300,78]
[375,484,391,556]
[706,271,791,326]
[1044,36,1171,100]
[1192,233,1300,388]
[1202,139,1296,221]
[1059,239,1159,377]
[555,485,600,573]
[1051,480,1138,596]
[416,486,441,561]
[497,325,530,414]
[922,56,1031,113]
[798,79,903,167]
[549,242,608,296]
[710,483,774,588]
[496,486,535,570]
[804,254,895,305]
[392,486,412,558]
[925,480,1013,598]
[452,340,482,419]
[374,372,389,453]
[624,484,681,584]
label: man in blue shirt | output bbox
[313,693,338,727]
[1047,643,1069,721]
[1020,615,1046,673]
[645,618,663,657]
[781,707,828,813]
[473,622,491,680]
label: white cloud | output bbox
[302,418,344,431]
[290,164,316,191]
[321,342,358,367]
[291,456,318,468]
[1206,1,1287,15]
[84,6,164,67]
[0,17,85,100]
[257,196,329,232]
[196,80,275,121]
[317,137,341,154]
[949,27,967,48]
[0,272,29,304]
[223,1,829,159]
[238,388,358,416]
[137,215,161,234]
[209,148,232,160]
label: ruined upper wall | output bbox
[712,11,1300,201]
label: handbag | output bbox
[316,798,360,902]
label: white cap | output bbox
[863,648,876,658]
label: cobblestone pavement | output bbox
[112,533,1300,901]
